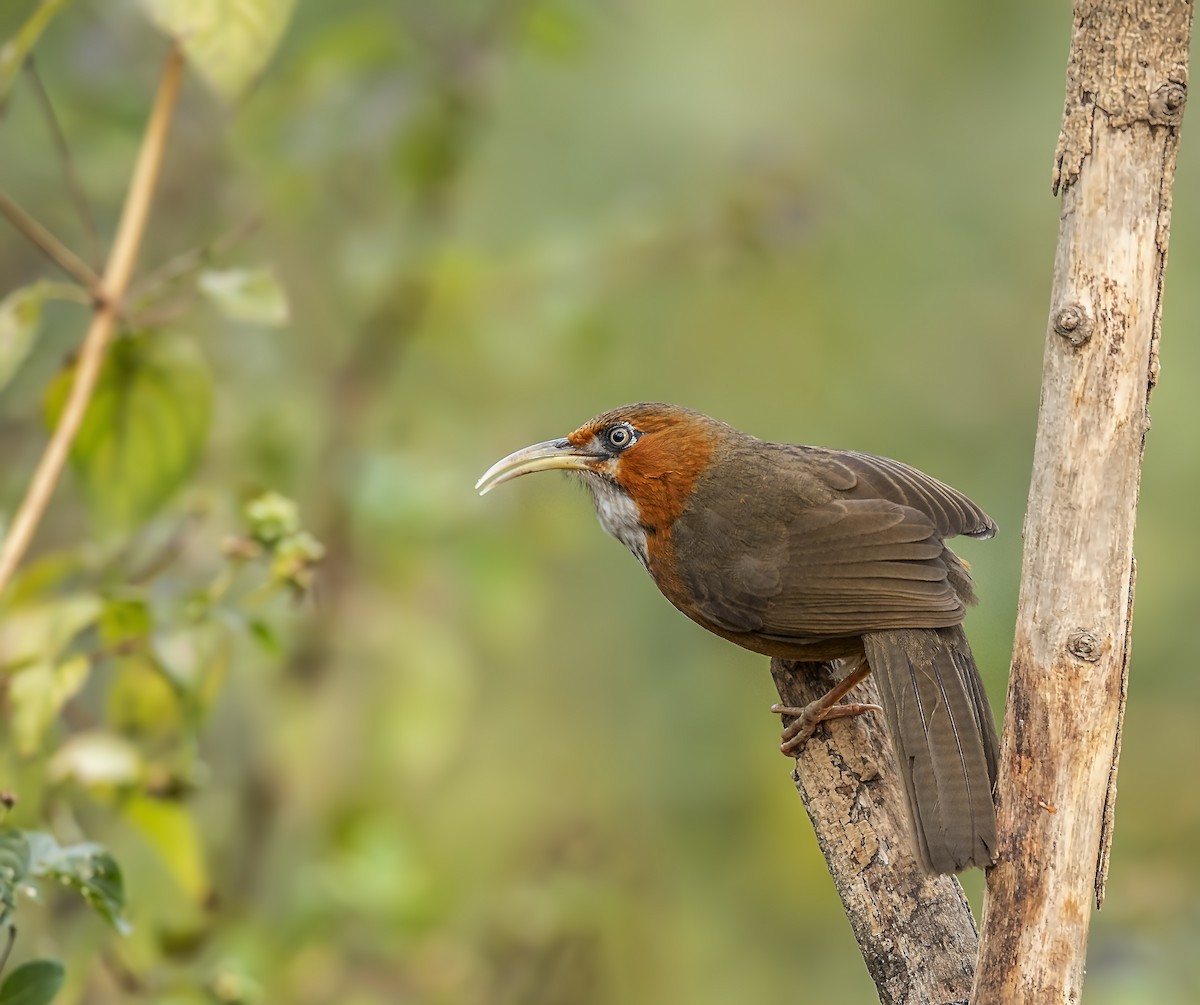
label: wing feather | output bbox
[671,496,966,637]
[833,450,997,540]
[663,445,994,641]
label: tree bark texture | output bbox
[771,660,978,1005]
[973,3,1192,1003]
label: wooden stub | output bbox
[972,3,1192,1003]
[771,659,979,1005]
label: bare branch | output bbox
[973,3,1193,1001]
[0,188,102,293]
[25,56,103,265]
[128,213,263,304]
[772,660,978,1005]
[0,44,186,596]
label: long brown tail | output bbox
[862,625,1000,873]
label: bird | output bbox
[476,402,1000,874]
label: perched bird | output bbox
[476,403,1000,873]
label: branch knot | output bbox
[1149,81,1187,125]
[1067,629,1103,662]
[1053,304,1092,346]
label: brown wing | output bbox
[671,497,965,639]
[819,448,996,541]
[666,446,993,641]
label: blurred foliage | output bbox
[0,1,1197,1003]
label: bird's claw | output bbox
[770,700,884,756]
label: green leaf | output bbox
[0,285,45,392]
[0,0,74,103]
[106,658,181,737]
[151,622,231,720]
[0,830,32,926]
[3,551,89,609]
[0,831,129,933]
[124,797,210,903]
[198,267,289,326]
[43,333,211,528]
[0,594,101,668]
[98,595,153,648]
[246,618,280,656]
[8,656,90,756]
[0,959,65,1005]
[139,0,296,103]
[26,833,129,933]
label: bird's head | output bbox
[476,403,727,556]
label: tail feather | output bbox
[863,626,999,873]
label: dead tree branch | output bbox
[973,3,1193,1002]
[772,661,978,1005]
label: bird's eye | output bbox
[606,424,635,450]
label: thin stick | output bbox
[0,44,186,596]
[25,57,103,265]
[0,188,102,294]
[129,213,263,303]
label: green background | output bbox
[1,1,1197,1002]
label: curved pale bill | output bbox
[475,438,597,495]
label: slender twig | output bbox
[25,57,103,266]
[129,213,263,303]
[0,44,186,597]
[0,189,102,293]
[129,293,199,329]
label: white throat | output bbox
[577,472,649,569]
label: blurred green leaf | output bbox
[0,0,73,102]
[47,732,143,789]
[198,267,289,326]
[0,959,65,1005]
[245,617,280,656]
[43,333,212,527]
[99,595,153,648]
[152,622,229,702]
[3,552,89,609]
[106,658,181,737]
[124,797,210,904]
[1,830,127,933]
[0,830,32,926]
[0,285,45,392]
[139,0,296,103]
[26,832,128,933]
[0,594,100,669]
[8,656,90,756]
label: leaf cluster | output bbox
[0,2,304,999]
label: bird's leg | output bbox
[771,662,882,755]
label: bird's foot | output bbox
[770,700,884,755]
